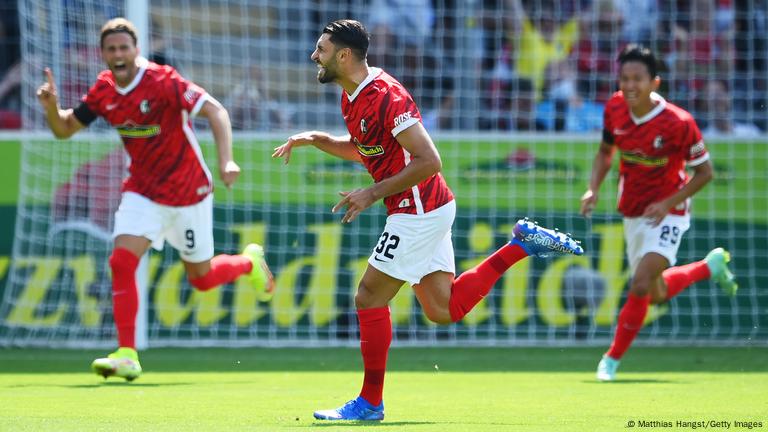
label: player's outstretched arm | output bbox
[36,68,85,139]
[580,140,616,217]
[199,97,240,188]
[273,131,361,164]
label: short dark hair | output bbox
[617,44,658,78]
[322,19,369,61]
[100,18,138,48]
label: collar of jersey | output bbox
[116,56,149,96]
[346,67,382,102]
[630,91,667,125]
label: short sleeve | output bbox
[167,67,210,117]
[683,116,709,167]
[387,86,421,137]
[76,77,107,124]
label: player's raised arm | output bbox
[198,97,240,188]
[273,131,362,164]
[36,68,85,139]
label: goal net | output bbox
[1,0,766,348]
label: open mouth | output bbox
[113,62,127,72]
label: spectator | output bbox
[700,80,762,137]
[612,0,658,45]
[483,77,537,130]
[0,2,21,129]
[572,0,626,103]
[665,0,734,110]
[366,0,434,71]
[223,66,290,130]
[504,0,581,101]
[733,0,767,130]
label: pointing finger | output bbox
[45,68,55,87]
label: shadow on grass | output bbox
[581,379,679,384]
[6,381,197,389]
[308,421,437,427]
[2,347,767,374]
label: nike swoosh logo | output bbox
[106,103,118,110]
[373,255,387,262]
[613,128,629,135]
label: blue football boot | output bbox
[512,218,584,257]
[596,355,620,381]
[313,397,384,421]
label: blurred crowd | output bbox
[331,0,767,135]
[5,0,768,135]
[0,1,20,129]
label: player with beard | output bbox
[36,17,274,381]
[273,19,584,421]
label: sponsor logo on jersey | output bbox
[653,135,664,149]
[140,99,151,114]
[360,118,368,134]
[115,120,161,138]
[620,151,668,167]
[394,112,412,128]
[184,88,199,103]
[690,140,706,156]
[354,137,384,157]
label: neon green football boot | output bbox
[91,347,142,381]
[705,248,738,296]
[241,243,275,301]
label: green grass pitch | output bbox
[0,347,766,431]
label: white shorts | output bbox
[368,200,456,285]
[624,213,690,275]
[113,192,214,263]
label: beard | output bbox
[317,63,337,84]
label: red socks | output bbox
[606,293,650,359]
[189,254,253,291]
[662,260,711,301]
[448,242,528,321]
[109,248,140,349]
[358,306,391,406]
[109,251,253,348]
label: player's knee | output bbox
[629,276,652,297]
[423,307,452,325]
[354,282,376,309]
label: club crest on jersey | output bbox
[653,135,664,149]
[360,118,368,134]
[140,99,150,114]
[353,137,384,157]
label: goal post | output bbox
[1,1,766,348]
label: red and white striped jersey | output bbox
[603,91,709,217]
[341,68,454,215]
[74,57,213,206]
